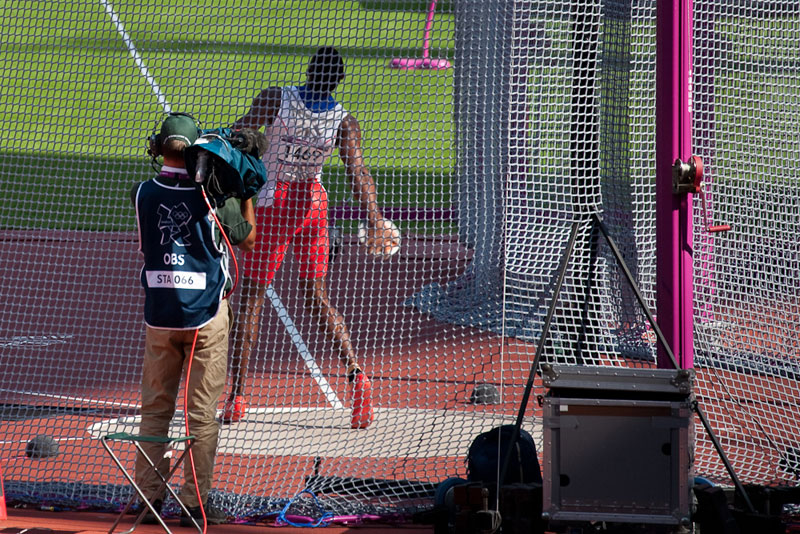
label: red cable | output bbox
[181,188,240,533]
[184,328,207,534]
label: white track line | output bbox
[266,285,344,409]
[100,0,339,409]
[99,0,170,112]
[100,0,338,409]
[0,436,85,447]
[0,388,140,409]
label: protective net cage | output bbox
[1,0,798,524]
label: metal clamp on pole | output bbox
[672,156,731,233]
[672,155,704,195]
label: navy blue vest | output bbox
[135,178,228,329]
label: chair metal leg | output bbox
[101,435,202,534]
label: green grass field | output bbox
[3,1,797,234]
[0,0,456,231]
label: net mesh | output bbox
[691,0,800,486]
[1,0,798,523]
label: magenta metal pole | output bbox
[421,0,435,60]
[656,0,694,369]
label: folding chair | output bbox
[101,432,202,534]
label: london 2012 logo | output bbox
[157,202,193,246]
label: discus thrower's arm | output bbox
[338,114,383,226]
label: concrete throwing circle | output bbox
[88,407,540,458]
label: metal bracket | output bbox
[672,156,731,233]
[672,155,703,195]
[669,368,694,395]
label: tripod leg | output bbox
[593,213,756,514]
[592,213,680,369]
[499,220,581,487]
[573,218,601,365]
[693,401,756,514]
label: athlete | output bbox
[223,46,400,429]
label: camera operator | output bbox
[130,113,257,526]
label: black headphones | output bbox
[146,111,202,159]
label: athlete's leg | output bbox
[224,183,292,422]
[294,182,374,428]
[293,182,360,371]
[299,277,359,374]
[229,278,267,398]
[299,276,373,428]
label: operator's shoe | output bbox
[221,395,246,423]
[350,372,374,429]
[180,503,227,527]
[139,498,163,525]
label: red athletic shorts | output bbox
[243,180,329,284]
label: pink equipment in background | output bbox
[390,0,452,70]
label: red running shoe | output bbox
[221,395,246,423]
[350,373,374,429]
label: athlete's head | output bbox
[306,46,345,95]
[159,113,198,160]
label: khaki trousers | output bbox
[135,300,231,508]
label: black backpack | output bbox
[467,425,542,485]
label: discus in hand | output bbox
[357,219,401,258]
